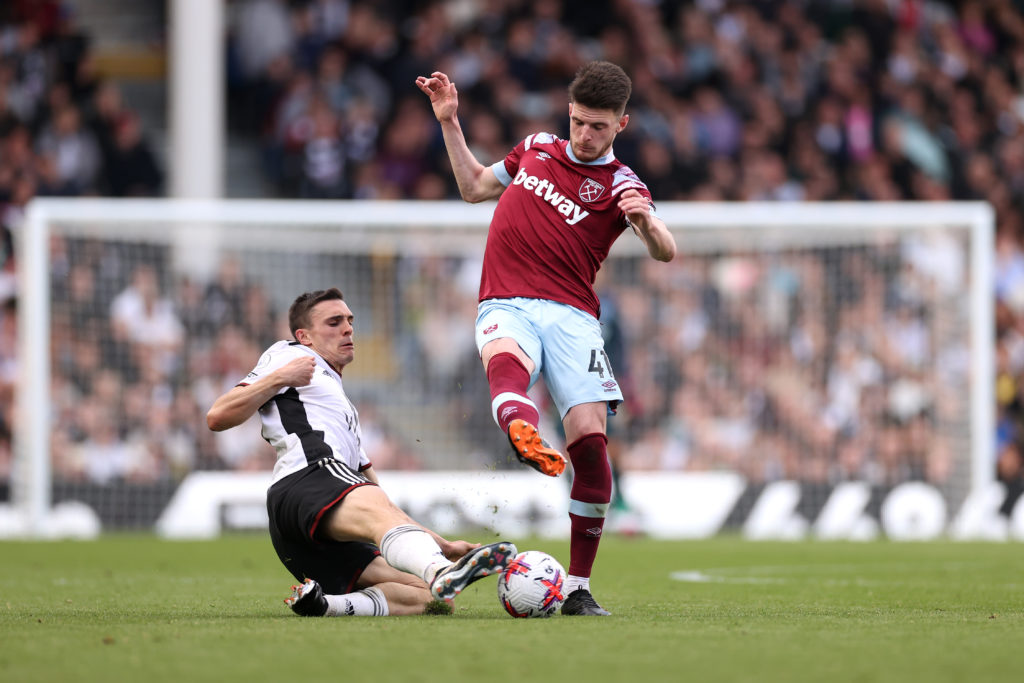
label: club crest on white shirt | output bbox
[579,178,605,203]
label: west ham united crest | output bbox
[578,178,605,203]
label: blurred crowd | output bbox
[220,0,1024,504]
[0,1,163,484]
[3,0,1024,513]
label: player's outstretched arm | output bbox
[619,189,676,262]
[415,70,504,203]
[206,356,316,431]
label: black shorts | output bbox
[266,458,379,594]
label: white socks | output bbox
[324,586,388,617]
[563,575,590,595]
[379,523,450,584]
[315,523,462,617]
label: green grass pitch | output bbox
[2,534,1022,683]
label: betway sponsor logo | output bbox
[512,168,589,225]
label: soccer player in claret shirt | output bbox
[207,288,516,617]
[416,61,676,616]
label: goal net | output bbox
[5,198,997,539]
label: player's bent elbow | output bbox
[459,174,503,204]
[460,187,492,204]
[651,242,676,262]
[206,409,230,432]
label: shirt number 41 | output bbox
[588,349,615,380]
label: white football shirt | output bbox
[240,340,369,484]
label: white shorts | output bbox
[475,297,624,419]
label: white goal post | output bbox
[8,198,999,539]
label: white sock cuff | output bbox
[379,523,448,584]
[357,586,389,617]
[379,524,421,555]
[491,391,538,424]
[324,586,389,617]
[569,499,609,518]
[564,574,590,595]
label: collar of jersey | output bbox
[564,140,615,166]
[288,341,343,380]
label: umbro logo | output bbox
[585,527,603,537]
[484,324,498,334]
[322,369,331,376]
[602,380,617,390]
[536,152,550,160]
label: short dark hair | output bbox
[288,288,344,337]
[568,61,632,115]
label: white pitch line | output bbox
[670,570,786,584]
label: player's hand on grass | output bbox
[415,71,459,122]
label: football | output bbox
[497,550,566,618]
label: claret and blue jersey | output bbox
[484,132,656,319]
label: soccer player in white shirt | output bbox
[207,288,516,616]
